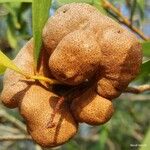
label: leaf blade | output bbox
[136,60,150,80]
[0,50,24,75]
[137,0,145,20]
[141,41,150,57]
[32,0,52,68]
[0,0,32,3]
[0,65,6,75]
[140,128,150,150]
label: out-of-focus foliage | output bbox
[0,2,31,55]
[140,128,150,150]
[0,0,32,2]
[142,41,150,57]
[136,60,150,82]
[126,0,145,23]
[0,0,150,150]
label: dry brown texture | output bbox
[0,39,34,108]
[19,84,77,147]
[0,2,143,148]
[71,87,114,125]
[43,3,142,99]
[0,39,78,147]
[96,27,142,99]
[43,3,98,53]
[49,30,101,85]
[0,39,52,108]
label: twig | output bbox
[101,0,149,41]
[0,125,20,134]
[31,75,61,85]
[125,84,150,94]
[106,139,116,150]
[132,130,143,141]
[0,109,27,133]
[120,94,150,101]
[0,135,32,141]
[35,144,43,150]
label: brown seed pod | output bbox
[0,39,52,108]
[49,30,101,85]
[43,3,142,92]
[96,27,142,99]
[71,87,114,125]
[0,39,34,108]
[0,39,78,147]
[19,84,78,147]
[0,2,143,148]
[42,3,98,54]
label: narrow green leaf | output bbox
[136,60,150,80]
[0,50,25,75]
[4,3,21,29]
[137,0,145,9]
[0,65,6,75]
[32,0,52,68]
[137,0,145,19]
[130,0,137,23]
[141,60,150,73]
[141,41,150,57]
[7,26,18,49]
[93,0,106,14]
[0,50,60,84]
[140,128,150,150]
[0,0,32,3]
[98,127,108,150]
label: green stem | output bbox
[30,75,61,85]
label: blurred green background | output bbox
[0,0,150,150]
